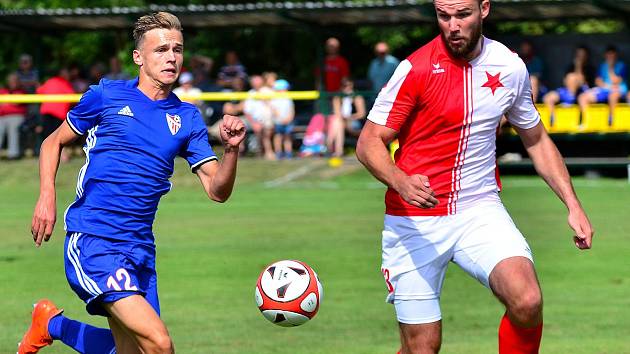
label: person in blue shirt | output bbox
[367,42,400,94]
[578,45,628,122]
[19,12,245,354]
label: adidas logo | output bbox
[432,62,445,74]
[118,106,134,117]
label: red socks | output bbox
[498,313,543,354]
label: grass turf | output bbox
[1,157,629,353]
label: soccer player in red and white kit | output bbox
[356,1,594,353]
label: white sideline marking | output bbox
[264,162,322,188]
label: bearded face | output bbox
[434,0,488,61]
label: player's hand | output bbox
[568,207,593,250]
[219,115,246,150]
[394,174,439,209]
[31,192,56,247]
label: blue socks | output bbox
[48,314,116,354]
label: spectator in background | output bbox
[105,56,131,81]
[317,37,350,93]
[88,62,106,85]
[190,54,214,87]
[173,71,203,110]
[68,63,89,93]
[578,45,628,121]
[208,77,247,146]
[190,55,223,124]
[299,112,327,157]
[217,51,248,89]
[0,73,26,159]
[270,79,295,159]
[221,77,247,118]
[328,78,366,157]
[263,71,277,90]
[15,54,39,94]
[14,54,40,154]
[36,67,74,161]
[519,40,545,102]
[243,75,275,160]
[367,42,400,94]
[543,46,595,118]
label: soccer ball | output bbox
[255,260,323,327]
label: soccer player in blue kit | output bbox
[19,12,245,354]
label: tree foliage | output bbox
[0,1,627,86]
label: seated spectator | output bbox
[578,45,628,121]
[221,77,246,117]
[299,113,327,157]
[0,73,27,159]
[208,77,247,149]
[243,75,274,160]
[270,79,295,159]
[327,78,366,157]
[519,40,545,102]
[217,51,248,89]
[173,72,204,110]
[263,71,277,89]
[543,46,595,118]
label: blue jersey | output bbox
[64,78,216,244]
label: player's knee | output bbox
[511,290,543,324]
[147,332,174,354]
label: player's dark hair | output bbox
[133,12,182,49]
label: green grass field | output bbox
[1,157,629,353]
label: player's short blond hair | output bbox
[133,12,182,49]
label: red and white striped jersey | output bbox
[368,35,540,216]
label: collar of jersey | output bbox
[129,77,179,107]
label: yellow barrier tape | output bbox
[0,91,320,103]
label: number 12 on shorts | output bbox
[107,268,138,291]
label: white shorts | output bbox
[381,200,533,324]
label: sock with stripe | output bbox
[48,314,116,354]
[498,312,543,354]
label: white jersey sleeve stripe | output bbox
[367,59,413,126]
[66,112,84,136]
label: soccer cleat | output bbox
[17,299,63,354]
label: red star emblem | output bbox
[482,71,504,95]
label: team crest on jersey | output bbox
[166,113,181,135]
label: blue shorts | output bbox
[593,86,629,103]
[274,123,294,135]
[64,232,160,317]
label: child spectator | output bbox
[270,79,295,159]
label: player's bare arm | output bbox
[514,121,594,249]
[31,121,81,247]
[356,121,438,209]
[196,114,245,202]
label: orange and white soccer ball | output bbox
[255,260,323,327]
